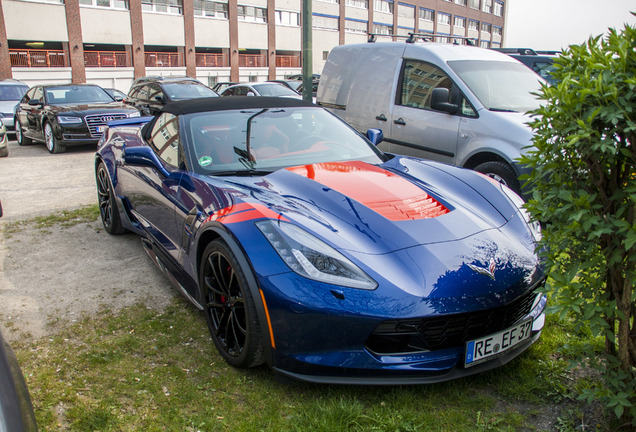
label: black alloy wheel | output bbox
[199,240,264,368]
[96,162,125,234]
[44,122,63,154]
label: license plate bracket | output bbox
[465,318,533,367]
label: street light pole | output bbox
[301,0,312,102]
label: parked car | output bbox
[0,119,8,157]
[103,87,127,101]
[14,84,140,154]
[95,96,546,384]
[493,48,558,84]
[126,77,218,116]
[286,73,320,81]
[220,82,303,99]
[317,42,547,196]
[0,273,38,431]
[268,80,303,93]
[0,79,29,133]
[211,82,237,94]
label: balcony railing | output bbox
[276,55,300,68]
[145,52,182,67]
[9,49,68,67]
[195,53,228,67]
[238,53,267,67]
[84,51,130,67]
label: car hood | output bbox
[212,157,530,256]
[48,102,135,115]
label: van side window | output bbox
[399,60,477,118]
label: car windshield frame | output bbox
[448,60,545,113]
[183,106,384,176]
[162,82,218,100]
[44,85,115,105]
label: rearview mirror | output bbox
[430,88,458,114]
[366,129,384,146]
[28,99,43,107]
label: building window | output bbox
[454,16,465,28]
[374,0,393,14]
[493,26,502,36]
[419,8,434,22]
[437,12,450,26]
[374,23,393,35]
[316,0,339,4]
[482,0,492,13]
[468,19,479,31]
[397,27,413,36]
[468,0,479,9]
[345,0,368,8]
[313,14,339,31]
[397,4,414,19]
[481,23,491,33]
[80,0,129,9]
[480,40,490,48]
[455,0,467,5]
[275,10,300,26]
[194,0,228,18]
[345,18,368,34]
[141,0,183,14]
[238,5,267,23]
[494,1,503,17]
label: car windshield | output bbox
[186,106,383,175]
[253,83,300,97]
[0,85,29,101]
[45,85,114,104]
[162,83,218,100]
[448,60,544,113]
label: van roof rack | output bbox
[367,32,477,45]
[492,48,538,55]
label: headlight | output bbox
[501,185,542,242]
[129,111,141,118]
[57,116,83,124]
[256,220,377,290]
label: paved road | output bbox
[0,138,97,222]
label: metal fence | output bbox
[84,51,130,67]
[9,49,68,67]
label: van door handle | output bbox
[375,114,387,121]
[393,118,406,126]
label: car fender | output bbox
[195,223,274,367]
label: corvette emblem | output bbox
[468,258,497,280]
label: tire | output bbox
[199,240,265,368]
[44,122,64,154]
[15,119,32,146]
[96,162,126,234]
[0,145,7,158]
[474,161,521,195]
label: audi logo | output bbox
[100,115,117,123]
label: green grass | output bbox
[2,204,100,234]
[13,300,609,432]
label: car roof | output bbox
[162,96,314,116]
[39,83,103,88]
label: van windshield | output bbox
[448,60,544,113]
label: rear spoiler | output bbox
[107,116,154,127]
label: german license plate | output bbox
[97,125,107,132]
[465,318,533,367]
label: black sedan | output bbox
[14,84,140,153]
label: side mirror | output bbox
[154,95,166,104]
[113,96,124,102]
[28,99,43,107]
[366,128,384,146]
[430,88,458,114]
[123,146,170,178]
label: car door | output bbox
[146,83,166,115]
[119,112,184,264]
[386,59,462,165]
[17,87,44,140]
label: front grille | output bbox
[84,113,128,138]
[365,288,540,355]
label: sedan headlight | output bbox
[501,185,541,242]
[128,111,141,118]
[57,116,83,124]
[256,220,377,290]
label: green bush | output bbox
[520,19,636,429]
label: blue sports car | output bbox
[95,97,546,384]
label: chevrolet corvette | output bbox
[95,97,546,384]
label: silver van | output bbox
[317,41,545,195]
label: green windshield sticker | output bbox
[199,156,213,167]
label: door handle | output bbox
[393,118,406,126]
[375,114,387,121]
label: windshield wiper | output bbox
[211,169,272,177]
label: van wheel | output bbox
[474,161,521,195]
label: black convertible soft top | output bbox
[161,96,315,116]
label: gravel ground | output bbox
[0,139,176,343]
